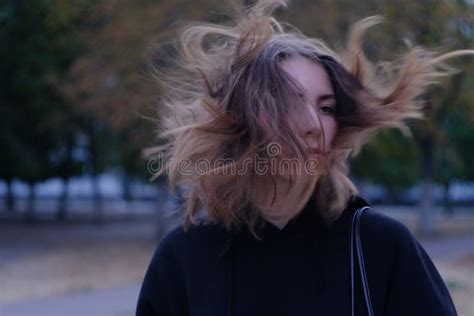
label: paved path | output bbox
[1,207,472,316]
[2,234,473,316]
[1,284,140,316]
[420,234,474,261]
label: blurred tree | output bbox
[83,118,115,223]
[351,129,420,203]
[116,119,155,202]
[0,0,80,219]
[50,106,87,221]
[435,70,474,215]
[383,0,474,234]
[62,0,224,223]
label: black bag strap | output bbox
[350,206,374,316]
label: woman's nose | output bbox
[300,106,322,138]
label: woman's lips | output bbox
[306,148,323,158]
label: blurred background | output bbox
[0,0,473,315]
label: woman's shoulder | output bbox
[359,205,457,314]
[346,195,417,247]
[363,207,413,237]
[357,204,423,257]
[154,220,228,258]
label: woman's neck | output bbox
[253,173,319,227]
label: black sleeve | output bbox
[383,223,457,316]
[135,229,188,316]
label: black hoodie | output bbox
[135,195,457,316]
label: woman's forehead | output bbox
[278,55,335,99]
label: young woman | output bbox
[136,1,472,315]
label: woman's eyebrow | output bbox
[318,94,336,102]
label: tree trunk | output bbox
[418,134,435,237]
[122,172,132,202]
[6,179,14,212]
[25,182,36,222]
[155,181,168,240]
[89,125,103,224]
[92,172,103,224]
[57,178,69,221]
[442,181,453,216]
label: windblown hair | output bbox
[145,0,473,237]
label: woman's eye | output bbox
[319,104,336,115]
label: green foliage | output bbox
[0,0,82,184]
[351,129,420,192]
[437,97,474,182]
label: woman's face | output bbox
[279,55,338,158]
